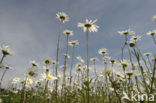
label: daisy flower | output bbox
[110,59,116,64]
[76,67,82,72]
[63,54,70,59]
[57,73,62,79]
[147,30,156,36]
[78,19,99,32]
[118,29,135,35]
[68,40,79,46]
[12,77,20,84]
[52,60,57,65]
[76,56,85,63]
[125,71,135,77]
[98,72,104,77]
[105,68,113,75]
[152,15,156,22]
[43,58,52,66]
[103,56,111,60]
[98,48,108,55]
[30,60,39,67]
[0,64,13,70]
[130,35,141,42]
[75,63,82,68]
[26,78,33,85]
[0,45,13,56]
[41,73,57,81]
[90,57,99,62]
[144,52,152,57]
[63,30,73,36]
[129,40,135,47]
[115,71,124,78]
[119,59,130,68]
[43,66,51,73]
[26,68,38,78]
[56,12,69,23]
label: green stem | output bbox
[63,35,69,88]
[0,54,5,64]
[108,74,122,103]
[126,43,140,92]
[93,61,97,78]
[70,46,75,88]
[147,56,153,70]
[0,69,7,88]
[86,28,90,103]
[152,35,156,45]
[133,48,149,94]
[55,21,63,103]
[121,35,128,60]
[150,58,156,93]
[135,45,150,73]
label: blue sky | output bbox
[0,0,156,86]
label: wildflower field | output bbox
[0,1,156,103]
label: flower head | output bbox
[68,40,79,46]
[76,56,85,63]
[76,67,82,72]
[75,63,82,68]
[110,59,116,64]
[129,40,135,47]
[115,71,124,78]
[56,12,69,23]
[30,60,39,67]
[118,29,135,35]
[41,73,57,81]
[90,57,98,62]
[151,54,156,61]
[103,56,111,60]
[0,64,13,70]
[0,45,13,56]
[147,30,156,36]
[125,71,134,76]
[78,19,99,32]
[98,48,108,55]
[43,58,52,66]
[43,66,51,73]
[63,30,73,36]
[119,59,129,68]
[144,52,152,57]
[12,77,20,84]
[130,35,141,42]
[26,68,38,78]
[52,60,57,65]
[152,15,156,22]
[105,68,113,75]
[63,54,70,59]
[26,78,33,84]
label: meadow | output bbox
[0,12,156,103]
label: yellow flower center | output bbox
[27,80,30,83]
[46,76,52,80]
[15,78,19,80]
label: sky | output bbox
[0,0,156,87]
